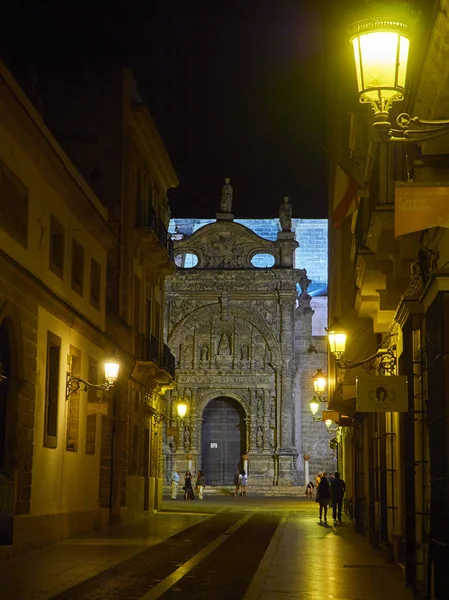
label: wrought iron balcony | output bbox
[135,201,173,260]
[135,335,176,380]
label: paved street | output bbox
[0,496,413,600]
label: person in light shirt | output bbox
[171,470,180,500]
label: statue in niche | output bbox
[278,196,292,232]
[257,393,264,417]
[200,344,209,361]
[220,177,233,213]
[184,345,192,363]
[240,343,249,360]
[184,426,191,451]
[256,426,264,449]
[269,397,275,423]
[218,332,231,355]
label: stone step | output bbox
[165,485,308,496]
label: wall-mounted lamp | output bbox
[327,317,396,374]
[349,16,449,142]
[312,368,327,401]
[325,419,338,434]
[310,398,323,422]
[66,356,120,399]
[152,401,188,424]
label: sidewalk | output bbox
[244,511,413,600]
[0,509,209,600]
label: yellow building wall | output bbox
[32,307,103,516]
[0,120,107,332]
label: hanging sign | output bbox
[356,376,408,412]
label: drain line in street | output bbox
[139,513,252,600]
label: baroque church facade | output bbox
[163,182,334,486]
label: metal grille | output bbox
[426,293,449,600]
[201,398,246,486]
[0,475,14,545]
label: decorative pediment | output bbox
[173,221,280,269]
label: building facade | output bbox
[327,2,449,598]
[164,194,333,486]
[38,65,178,522]
[0,59,115,554]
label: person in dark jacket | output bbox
[317,473,331,525]
[331,472,346,524]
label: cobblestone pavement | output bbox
[0,497,413,600]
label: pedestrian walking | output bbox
[306,481,314,498]
[171,470,180,500]
[183,470,195,500]
[317,473,331,525]
[195,470,206,500]
[239,469,248,496]
[331,471,346,524]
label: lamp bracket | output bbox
[387,113,449,143]
[66,373,112,399]
[336,346,396,375]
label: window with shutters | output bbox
[71,239,84,296]
[66,346,80,452]
[44,332,61,448]
[49,215,65,278]
[87,357,99,404]
[0,160,29,248]
[85,413,96,455]
[90,258,101,310]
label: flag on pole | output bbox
[332,163,360,228]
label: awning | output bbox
[328,383,357,419]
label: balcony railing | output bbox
[135,201,173,260]
[135,335,176,379]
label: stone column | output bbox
[304,454,310,485]
[279,295,295,450]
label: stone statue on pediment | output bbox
[220,178,233,213]
[279,196,292,232]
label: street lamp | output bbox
[326,317,347,359]
[177,401,188,419]
[312,368,327,397]
[349,18,410,123]
[67,355,120,399]
[326,317,396,374]
[310,397,322,422]
[349,16,449,142]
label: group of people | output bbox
[233,469,248,496]
[171,469,206,501]
[306,471,346,526]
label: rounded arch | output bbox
[168,302,282,365]
[197,390,250,418]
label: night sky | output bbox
[1,1,331,220]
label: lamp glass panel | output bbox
[328,331,346,355]
[104,360,120,381]
[354,31,403,99]
[397,35,410,89]
[310,399,320,416]
[177,402,187,418]
[325,419,333,428]
[313,374,326,393]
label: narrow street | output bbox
[0,496,413,600]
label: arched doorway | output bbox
[201,397,246,486]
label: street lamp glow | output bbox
[104,357,120,386]
[312,369,327,394]
[310,398,320,416]
[177,402,188,419]
[327,317,347,358]
[325,419,333,430]
[349,18,410,116]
